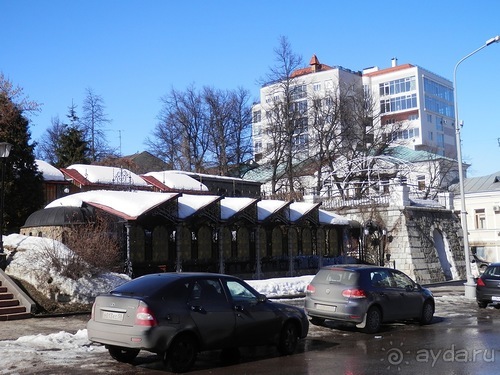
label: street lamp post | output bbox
[454,35,500,299]
[0,142,12,270]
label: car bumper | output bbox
[304,300,367,324]
[87,320,156,350]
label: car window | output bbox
[484,266,500,278]
[370,270,392,287]
[314,269,358,286]
[225,280,258,302]
[390,270,415,289]
[188,279,227,305]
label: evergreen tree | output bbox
[54,126,90,168]
[0,76,44,233]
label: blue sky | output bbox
[1,0,500,177]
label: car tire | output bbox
[361,306,382,334]
[164,335,198,373]
[419,300,434,325]
[310,317,325,326]
[477,301,488,308]
[277,321,299,355]
[108,346,140,363]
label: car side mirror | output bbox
[405,284,415,292]
[258,294,268,303]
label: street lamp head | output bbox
[0,143,12,159]
[486,35,500,46]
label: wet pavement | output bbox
[2,281,499,374]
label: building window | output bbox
[252,110,261,123]
[380,94,417,114]
[379,76,416,97]
[417,176,426,190]
[475,209,486,229]
[437,133,444,147]
[290,84,307,100]
[313,83,321,92]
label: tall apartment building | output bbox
[252,55,456,163]
[363,58,456,158]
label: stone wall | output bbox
[336,183,466,284]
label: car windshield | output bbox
[314,269,359,286]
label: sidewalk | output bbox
[425,280,467,297]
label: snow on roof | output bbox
[289,202,319,222]
[319,209,350,225]
[46,190,179,219]
[220,197,258,220]
[36,160,65,181]
[177,194,221,219]
[66,164,148,186]
[44,190,349,225]
[144,171,208,191]
[257,200,290,221]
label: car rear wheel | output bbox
[108,346,140,363]
[310,317,325,326]
[164,335,198,373]
[277,321,299,355]
[419,300,434,325]
[477,301,488,308]
[361,306,381,334]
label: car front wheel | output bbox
[108,346,140,363]
[277,321,299,355]
[164,335,198,373]
[419,300,434,325]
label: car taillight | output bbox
[477,278,486,287]
[135,305,157,326]
[342,288,367,299]
[306,284,316,294]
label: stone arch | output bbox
[431,225,458,280]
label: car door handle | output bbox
[234,305,244,312]
[190,305,204,312]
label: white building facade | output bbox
[453,172,500,264]
[362,59,456,158]
[252,56,457,162]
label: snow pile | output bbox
[4,234,130,305]
[247,275,313,297]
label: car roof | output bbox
[319,264,393,272]
[134,272,237,281]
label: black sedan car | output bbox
[87,272,309,373]
[476,263,500,308]
[304,265,435,333]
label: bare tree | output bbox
[203,87,253,176]
[81,88,112,162]
[148,85,210,172]
[314,83,409,199]
[259,36,304,196]
[37,116,65,164]
[148,85,252,175]
[228,87,253,175]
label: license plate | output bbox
[492,296,500,302]
[102,311,124,321]
[316,304,336,312]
